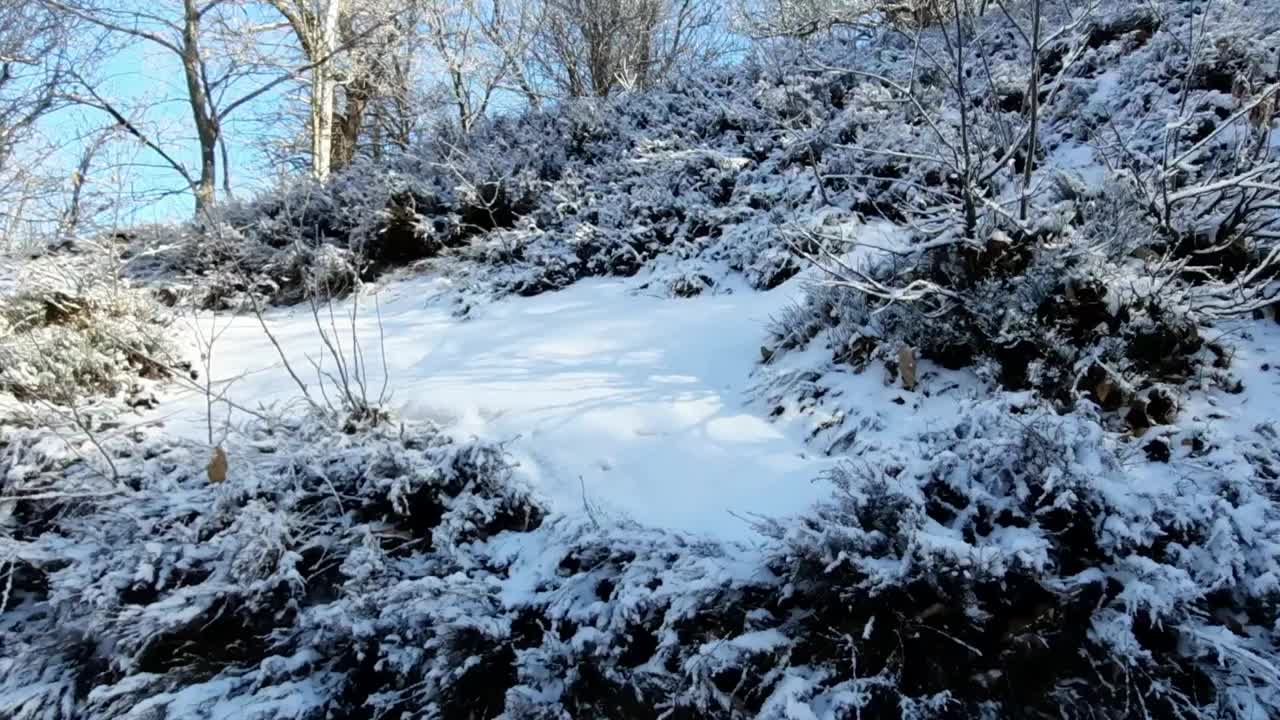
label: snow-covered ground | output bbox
[147,271,843,539]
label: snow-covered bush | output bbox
[779,218,1233,431]
[127,209,365,310]
[767,399,1280,717]
[0,411,544,720]
[4,397,1278,718]
[113,34,865,304]
[0,248,180,407]
[772,0,1278,431]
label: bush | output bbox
[769,0,1279,432]
[0,411,544,720]
[767,401,1280,717]
[4,398,1277,719]
[0,250,180,407]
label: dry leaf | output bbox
[1095,378,1114,404]
[207,446,227,484]
[898,346,918,391]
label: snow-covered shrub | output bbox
[779,219,1230,430]
[496,403,1279,719]
[5,393,1277,718]
[0,411,544,720]
[0,250,180,407]
[110,33,875,304]
[773,0,1278,431]
[759,398,1280,717]
[124,202,376,310]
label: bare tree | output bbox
[40,0,373,214]
[247,2,425,171]
[264,0,345,180]
[0,1,91,249]
[794,0,1093,241]
[417,0,540,134]
[530,0,726,98]
[0,3,74,174]
[472,0,545,110]
[331,3,429,167]
[363,22,426,156]
[263,0,407,178]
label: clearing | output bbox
[149,272,838,538]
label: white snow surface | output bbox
[149,271,844,539]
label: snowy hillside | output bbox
[3,0,1280,718]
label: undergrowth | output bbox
[2,398,1277,719]
[0,249,180,408]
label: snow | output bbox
[6,4,1280,713]
[146,270,840,539]
[1048,141,1105,187]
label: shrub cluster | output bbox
[0,249,181,408]
[769,0,1278,432]
[123,35,883,306]
[3,397,1277,718]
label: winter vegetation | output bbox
[2,0,1280,718]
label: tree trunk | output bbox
[949,0,976,236]
[182,0,218,214]
[331,76,371,171]
[309,0,344,181]
[196,140,217,214]
[311,71,335,181]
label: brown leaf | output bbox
[898,345,918,391]
[1095,378,1114,405]
[207,446,227,484]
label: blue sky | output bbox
[31,1,745,227]
[39,7,304,225]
